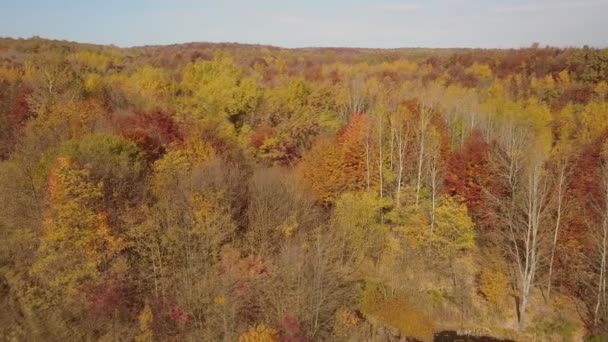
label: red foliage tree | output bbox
[280,314,307,342]
[115,110,182,161]
[556,136,605,300]
[444,130,497,230]
[249,126,275,150]
[0,84,33,158]
[8,84,33,127]
[81,275,138,323]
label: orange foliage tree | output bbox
[299,113,369,204]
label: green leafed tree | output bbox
[179,53,261,126]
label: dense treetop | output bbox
[1,37,608,341]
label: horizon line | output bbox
[1,35,606,51]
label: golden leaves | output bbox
[238,324,279,342]
[361,283,434,342]
[334,307,361,337]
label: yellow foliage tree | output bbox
[466,62,493,82]
[135,304,154,342]
[238,324,279,342]
[151,138,215,196]
[432,196,477,256]
[479,253,511,307]
[334,307,361,338]
[361,283,434,341]
[179,53,260,121]
[126,66,172,110]
[331,191,388,264]
[397,195,476,259]
[32,156,124,295]
[69,51,113,72]
[480,269,510,307]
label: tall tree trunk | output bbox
[518,158,547,329]
[430,153,438,231]
[595,181,608,326]
[547,163,567,298]
[365,131,371,191]
[415,104,431,207]
[395,128,405,207]
[378,116,383,199]
[415,130,424,207]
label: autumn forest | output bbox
[1,37,608,341]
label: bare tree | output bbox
[395,118,411,207]
[427,128,443,231]
[488,121,551,329]
[517,149,551,328]
[594,175,608,327]
[377,112,384,199]
[415,103,433,206]
[254,228,358,340]
[593,145,608,326]
[547,158,569,298]
[364,123,372,191]
[340,78,368,121]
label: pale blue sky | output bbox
[0,0,606,48]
